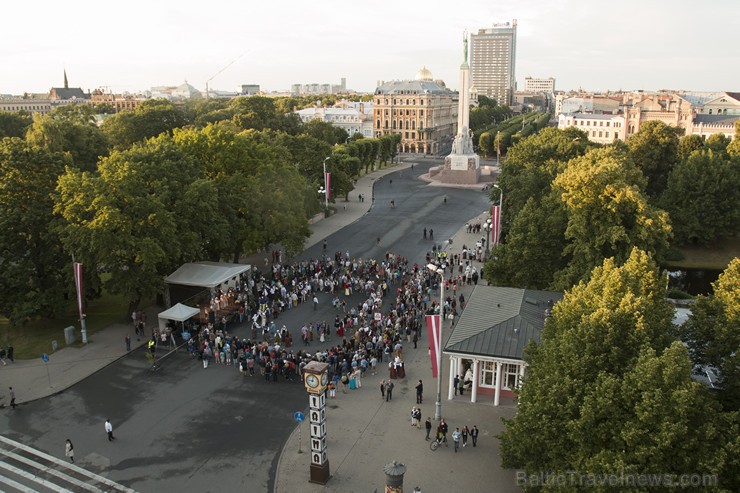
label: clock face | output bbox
[306,374,319,388]
[321,372,328,386]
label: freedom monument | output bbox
[436,32,481,184]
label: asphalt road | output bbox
[0,161,490,492]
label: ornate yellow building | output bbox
[373,67,457,155]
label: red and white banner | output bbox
[491,205,502,246]
[73,262,84,321]
[426,314,441,378]
[325,172,331,201]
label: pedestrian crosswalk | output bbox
[0,435,135,493]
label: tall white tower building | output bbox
[470,20,517,106]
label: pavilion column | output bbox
[447,357,456,400]
[493,361,502,406]
[471,359,480,403]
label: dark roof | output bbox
[723,92,740,102]
[374,80,452,96]
[693,114,740,126]
[49,87,89,100]
[444,285,563,360]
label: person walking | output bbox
[425,417,432,441]
[105,419,115,441]
[429,229,433,240]
[452,428,461,453]
[462,425,470,448]
[313,295,319,311]
[411,406,419,427]
[453,375,460,396]
[8,387,17,409]
[385,380,394,401]
[6,344,14,363]
[125,334,131,351]
[471,425,479,447]
[423,227,427,239]
[415,380,423,404]
[380,379,385,400]
[65,439,75,463]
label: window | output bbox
[479,361,496,386]
[503,363,521,390]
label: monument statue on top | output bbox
[441,31,480,184]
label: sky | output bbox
[2,0,738,96]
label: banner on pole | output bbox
[425,314,441,378]
[325,172,331,201]
[491,205,501,246]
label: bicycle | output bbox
[430,435,445,451]
[391,200,395,209]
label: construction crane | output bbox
[205,52,247,99]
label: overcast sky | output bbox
[2,0,737,96]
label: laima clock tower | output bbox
[303,361,331,484]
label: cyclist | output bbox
[443,195,447,204]
[391,200,395,208]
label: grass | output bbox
[0,288,138,361]
[665,237,740,270]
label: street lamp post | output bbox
[483,218,492,260]
[322,156,330,211]
[492,183,503,247]
[427,263,444,421]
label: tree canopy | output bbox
[500,249,730,490]
[659,150,740,245]
[0,139,71,324]
[679,258,740,411]
[627,120,680,198]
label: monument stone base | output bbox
[438,154,481,184]
[309,462,331,485]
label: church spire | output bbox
[64,69,68,89]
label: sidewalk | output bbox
[0,309,155,408]
[274,208,522,493]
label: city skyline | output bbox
[2,0,738,96]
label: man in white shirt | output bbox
[105,419,115,441]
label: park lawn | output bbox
[0,288,131,361]
[666,237,740,270]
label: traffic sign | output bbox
[41,353,49,363]
[294,411,305,423]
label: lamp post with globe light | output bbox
[483,218,493,260]
[318,156,330,215]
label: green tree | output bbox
[0,111,33,139]
[173,125,311,258]
[705,133,731,154]
[101,99,189,150]
[483,191,568,289]
[26,107,109,172]
[229,96,302,134]
[300,120,349,146]
[0,139,71,325]
[552,147,672,288]
[496,127,588,234]
[728,121,740,157]
[679,258,740,411]
[627,120,680,198]
[500,250,727,490]
[677,134,704,160]
[660,150,740,245]
[54,136,212,310]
